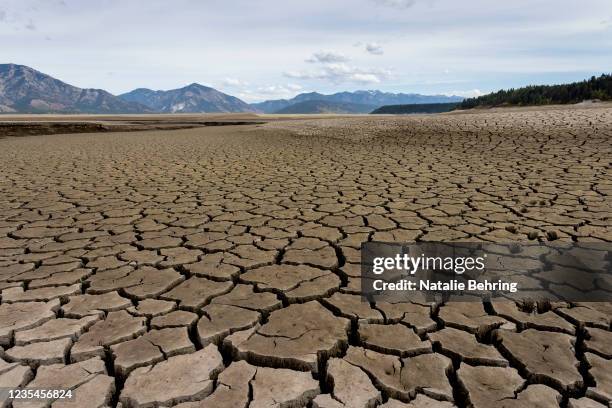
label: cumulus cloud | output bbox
[222,77,249,87]
[372,0,416,9]
[306,51,349,63]
[284,63,391,84]
[285,83,303,91]
[365,42,384,55]
[446,89,485,98]
[350,73,382,83]
[237,83,304,102]
[258,84,302,94]
[0,10,6,22]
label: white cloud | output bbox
[258,85,297,94]
[365,42,384,55]
[283,71,310,79]
[4,0,611,98]
[222,77,249,87]
[372,0,416,9]
[306,51,349,63]
[284,63,391,84]
[286,83,303,91]
[446,89,485,98]
[350,73,382,83]
[237,83,304,102]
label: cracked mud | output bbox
[0,106,611,407]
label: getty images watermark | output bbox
[361,242,612,302]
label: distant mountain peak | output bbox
[119,82,253,113]
[1,63,33,72]
[250,89,464,114]
[0,63,151,114]
[183,82,212,91]
[0,64,463,115]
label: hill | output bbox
[0,64,469,115]
[371,102,460,114]
[0,64,150,114]
[460,74,612,109]
[274,100,375,114]
[252,90,463,113]
[119,83,254,113]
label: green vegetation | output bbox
[460,74,612,109]
[370,102,459,114]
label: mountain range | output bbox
[275,100,376,114]
[0,64,150,114]
[251,90,463,113]
[0,64,463,114]
[119,84,254,113]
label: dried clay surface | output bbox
[0,106,611,407]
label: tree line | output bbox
[371,102,459,114]
[460,74,612,109]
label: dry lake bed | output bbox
[0,105,611,407]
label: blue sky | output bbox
[1,0,611,102]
